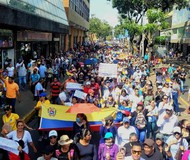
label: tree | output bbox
[122,19,144,52]
[89,17,112,41]
[108,0,188,23]
[144,9,169,47]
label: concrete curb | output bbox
[179,97,189,107]
[22,109,36,123]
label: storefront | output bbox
[0,29,14,68]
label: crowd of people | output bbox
[0,42,190,160]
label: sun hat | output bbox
[104,132,113,139]
[58,135,73,146]
[49,130,58,137]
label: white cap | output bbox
[158,85,163,89]
[86,81,91,85]
[49,130,58,137]
[173,126,181,134]
[166,105,173,111]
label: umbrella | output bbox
[66,103,100,114]
[84,58,98,65]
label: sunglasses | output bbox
[174,132,180,135]
[132,150,142,155]
[50,136,57,139]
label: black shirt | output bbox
[141,149,163,160]
[76,143,97,160]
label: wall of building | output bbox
[63,0,90,51]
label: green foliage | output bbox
[155,36,167,45]
[114,24,124,38]
[123,20,144,37]
[108,0,188,23]
[89,17,112,39]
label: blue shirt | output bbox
[31,73,40,83]
[39,65,47,78]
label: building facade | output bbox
[161,6,190,56]
[63,0,90,51]
[0,0,69,68]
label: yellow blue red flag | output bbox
[39,104,117,131]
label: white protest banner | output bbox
[66,82,83,90]
[74,90,87,100]
[0,137,19,155]
[98,63,118,78]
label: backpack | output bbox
[135,112,147,129]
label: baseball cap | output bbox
[123,117,130,123]
[166,105,173,111]
[173,126,181,134]
[144,139,154,147]
[86,81,91,85]
[39,92,47,97]
[158,85,163,89]
[104,132,113,139]
[4,105,12,111]
[137,102,144,106]
[156,133,163,140]
[49,130,58,137]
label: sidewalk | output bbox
[0,89,36,128]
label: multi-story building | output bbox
[161,6,190,56]
[0,0,69,68]
[63,0,90,50]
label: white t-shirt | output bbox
[35,82,44,96]
[6,66,14,77]
[116,126,137,147]
[7,130,32,154]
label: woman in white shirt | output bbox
[7,119,37,159]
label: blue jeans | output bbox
[172,92,180,113]
[147,121,157,139]
[18,76,26,89]
[179,79,184,93]
[137,128,146,143]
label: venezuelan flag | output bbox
[39,104,117,131]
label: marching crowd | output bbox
[0,42,190,160]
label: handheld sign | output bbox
[98,63,118,78]
[74,90,87,100]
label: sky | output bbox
[90,0,119,27]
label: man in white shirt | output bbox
[116,117,137,147]
[129,88,144,112]
[35,80,45,101]
[157,105,178,142]
[6,63,15,77]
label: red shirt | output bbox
[84,87,91,94]
[91,83,100,95]
[51,81,61,97]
